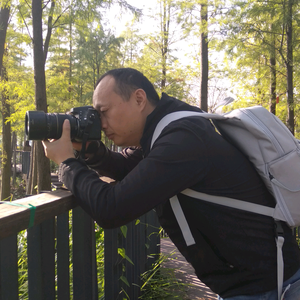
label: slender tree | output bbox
[32,0,51,193]
[286,0,294,134]
[135,0,189,96]
[0,2,10,201]
[269,18,277,115]
[178,0,220,109]
[0,3,9,67]
[1,63,10,201]
[199,0,208,111]
[216,0,290,113]
[160,0,171,90]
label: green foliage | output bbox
[120,225,128,238]
[118,1,195,101]
[4,0,300,137]
[95,224,105,297]
[139,252,188,300]
[3,0,300,298]
[212,0,300,125]
[118,247,134,265]
[2,25,35,135]
[18,230,29,299]
[11,177,27,200]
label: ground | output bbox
[161,237,218,300]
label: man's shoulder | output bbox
[160,93,202,113]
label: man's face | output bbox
[93,76,147,147]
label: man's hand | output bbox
[72,141,91,152]
[42,120,75,165]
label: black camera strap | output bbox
[80,137,88,160]
[79,110,96,160]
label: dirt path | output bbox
[161,237,218,300]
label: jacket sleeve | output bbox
[59,121,211,229]
[79,141,143,181]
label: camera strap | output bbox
[80,138,88,160]
[79,110,96,160]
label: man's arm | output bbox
[44,118,209,229]
[58,131,209,229]
[83,143,143,181]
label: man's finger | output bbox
[61,119,71,139]
[42,139,49,147]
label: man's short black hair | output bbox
[96,68,160,106]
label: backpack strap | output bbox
[170,195,195,246]
[150,111,226,149]
[275,221,285,300]
[181,188,276,218]
[171,188,279,247]
[172,189,284,300]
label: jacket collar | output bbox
[140,93,202,156]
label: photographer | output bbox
[42,68,300,299]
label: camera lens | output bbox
[25,111,78,140]
[25,111,48,140]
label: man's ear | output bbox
[134,89,147,109]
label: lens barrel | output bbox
[25,111,78,140]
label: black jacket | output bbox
[59,93,300,297]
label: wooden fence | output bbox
[0,189,160,299]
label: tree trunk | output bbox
[1,65,11,201]
[160,0,170,91]
[199,1,208,112]
[11,131,17,186]
[269,28,276,115]
[286,0,294,134]
[0,5,9,70]
[69,4,73,99]
[0,5,10,201]
[32,0,51,193]
[26,142,37,195]
[43,0,55,63]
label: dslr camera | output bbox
[25,106,101,142]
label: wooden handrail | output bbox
[0,182,161,299]
[0,189,77,239]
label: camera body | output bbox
[25,106,101,142]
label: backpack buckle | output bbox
[275,220,284,238]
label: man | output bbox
[43,68,300,299]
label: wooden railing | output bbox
[0,189,160,299]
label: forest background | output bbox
[0,0,300,200]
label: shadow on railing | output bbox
[0,189,160,300]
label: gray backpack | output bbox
[151,106,300,300]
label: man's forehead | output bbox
[93,75,117,109]
[93,76,115,105]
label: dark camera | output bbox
[25,106,101,142]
